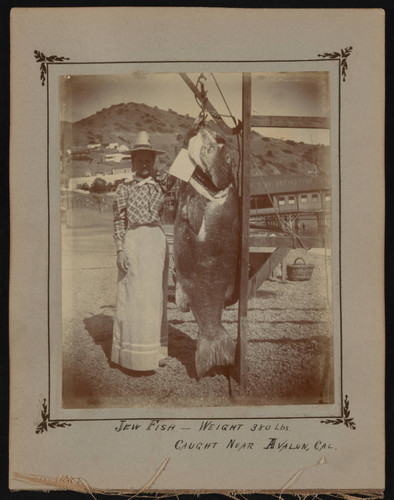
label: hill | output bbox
[60,102,330,182]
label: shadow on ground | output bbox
[83,313,156,377]
[83,313,113,360]
[67,306,333,407]
[167,322,196,378]
[254,290,278,299]
[82,312,206,380]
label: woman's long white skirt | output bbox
[111,225,168,371]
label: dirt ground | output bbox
[62,207,334,409]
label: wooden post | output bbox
[234,73,251,387]
[282,255,287,282]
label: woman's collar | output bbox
[135,176,154,187]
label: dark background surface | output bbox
[1,1,392,499]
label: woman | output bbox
[111,131,173,372]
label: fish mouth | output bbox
[187,126,233,191]
[200,149,231,190]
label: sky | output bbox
[59,71,330,145]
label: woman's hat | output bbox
[129,131,167,155]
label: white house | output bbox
[112,167,132,174]
[87,143,102,150]
[105,153,130,163]
[69,172,135,190]
[108,142,119,150]
[68,176,95,189]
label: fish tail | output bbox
[195,326,235,378]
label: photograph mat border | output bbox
[47,58,342,423]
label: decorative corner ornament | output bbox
[318,46,353,82]
[321,395,356,430]
[35,399,71,434]
[34,50,70,86]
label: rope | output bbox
[211,71,311,250]
[209,73,242,185]
[208,73,315,252]
[210,73,238,128]
[250,155,283,226]
[250,155,311,250]
[194,74,208,126]
[191,73,242,186]
[236,132,242,187]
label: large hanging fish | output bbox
[173,125,240,378]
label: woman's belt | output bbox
[127,222,161,230]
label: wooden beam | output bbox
[249,234,327,249]
[248,248,290,298]
[250,115,330,129]
[234,73,252,388]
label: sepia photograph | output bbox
[59,71,336,410]
[9,8,384,494]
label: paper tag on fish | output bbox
[168,148,196,183]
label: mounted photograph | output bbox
[9,8,384,496]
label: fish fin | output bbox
[224,282,238,307]
[175,279,190,312]
[195,216,206,242]
[187,195,205,236]
[195,326,235,378]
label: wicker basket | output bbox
[287,257,315,281]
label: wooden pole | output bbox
[234,73,251,387]
[250,115,329,129]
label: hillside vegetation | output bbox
[61,102,330,181]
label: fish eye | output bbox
[215,135,226,144]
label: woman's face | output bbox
[132,151,156,178]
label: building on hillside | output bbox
[108,142,119,150]
[70,151,91,161]
[68,172,135,190]
[69,146,88,157]
[118,144,129,152]
[105,153,131,163]
[306,164,319,176]
[112,167,132,174]
[68,176,95,190]
[87,143,102,150]
[250,173,331,229]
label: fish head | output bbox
[198,127,233,190]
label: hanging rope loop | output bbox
[195,73,208,126]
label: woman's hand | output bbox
[117,250,128,272]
